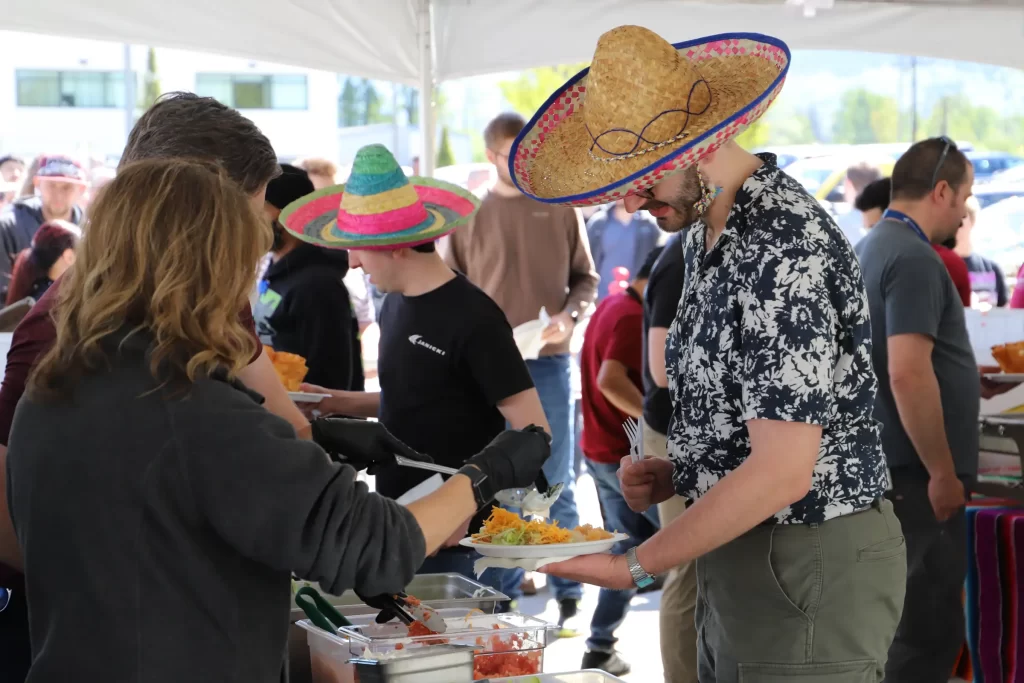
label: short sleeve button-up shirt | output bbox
[665,154,887,525]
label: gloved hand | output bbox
[355,590,413,625]
[458,425,551,508]
[311,418,432,474]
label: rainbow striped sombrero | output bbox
[280,144,480,250]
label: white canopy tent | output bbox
[7,0,1024,172]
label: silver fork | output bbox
[623,418,642,463]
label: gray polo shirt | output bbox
[855,217,980,479]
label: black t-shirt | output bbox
[253,244,362,390]
[374,273,535,509]
[642,233,686,435]
[963,253,1007,307]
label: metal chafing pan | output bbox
[287,573,507,683]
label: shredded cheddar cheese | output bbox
[470,508,613,545]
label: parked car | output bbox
[975,182,1024,209]
[783,153,896,225]
[967,151,1024,183]
[755,144,846,169]
[989,165,1024,185]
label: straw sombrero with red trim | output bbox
[279,144,479,251]
[510,27,790,207]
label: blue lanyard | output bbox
[883,209,929,244]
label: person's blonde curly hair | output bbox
[30,158,272,398]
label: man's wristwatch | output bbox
[457,465,492,509]
[625,547,656,589]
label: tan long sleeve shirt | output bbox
[444,191,599,356]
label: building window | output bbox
[16,70,128,108]
[195,74,308,110]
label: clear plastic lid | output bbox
[488,671,629,682]
[299,610,552,657]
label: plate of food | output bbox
[267,347,308,391]
[459,509,626,559]
[288,391,331,403]
[990,343,1024,376]
[982,373,1024,384]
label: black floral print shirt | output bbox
[666,154,887,524]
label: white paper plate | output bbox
[459,533,628,559]
[288,391,331,403]
[983,373,1024,384]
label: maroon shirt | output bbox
[933,245,971,307]
[1011,264,1024,309]
[579,288,644,464]
[0,280,262,584]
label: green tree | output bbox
[735,118,772,150]
[832,89,900,144]
[339,78,360,126]
[436,126,455,167]
[498,63,587,118]
[766,105,818,145]
[470,136,487,163]
[396,85,419,125]
[361,79,384,124]
[139,46,161,109]
[923,94,1023,153]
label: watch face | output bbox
[635,575,655,589]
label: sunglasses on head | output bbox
[930,136,957,190]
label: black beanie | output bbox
[265,163,315,210]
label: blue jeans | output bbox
[585,458,659,653]
[417,548,513,601]
[497,354,582,602]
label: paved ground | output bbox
[511,472,970,683]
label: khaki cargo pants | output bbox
[644,424,698,683]
[696,499,907,683]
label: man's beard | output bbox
[637,171,705,233]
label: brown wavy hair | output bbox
[30,158,272,398]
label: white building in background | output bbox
[0,32,343,163]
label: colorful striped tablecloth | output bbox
[964,500,1024,682]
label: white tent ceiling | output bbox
[6,0,1024,86]
[434,0,1024,77]
[7,0,1022,172]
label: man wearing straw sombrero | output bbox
[520,27,907,682]
[280,144,551,594]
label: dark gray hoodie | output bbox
[6,331,426,683]
[0,196,83,301]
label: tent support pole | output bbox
[123,43,135,141]
[417,0,435,176]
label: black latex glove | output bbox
[311,418,432,475]
[355,590,413,625]
[459,425,551,507]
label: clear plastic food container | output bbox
[299,611,551,682]
[289,574,508,683]
[488,671,628,682]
